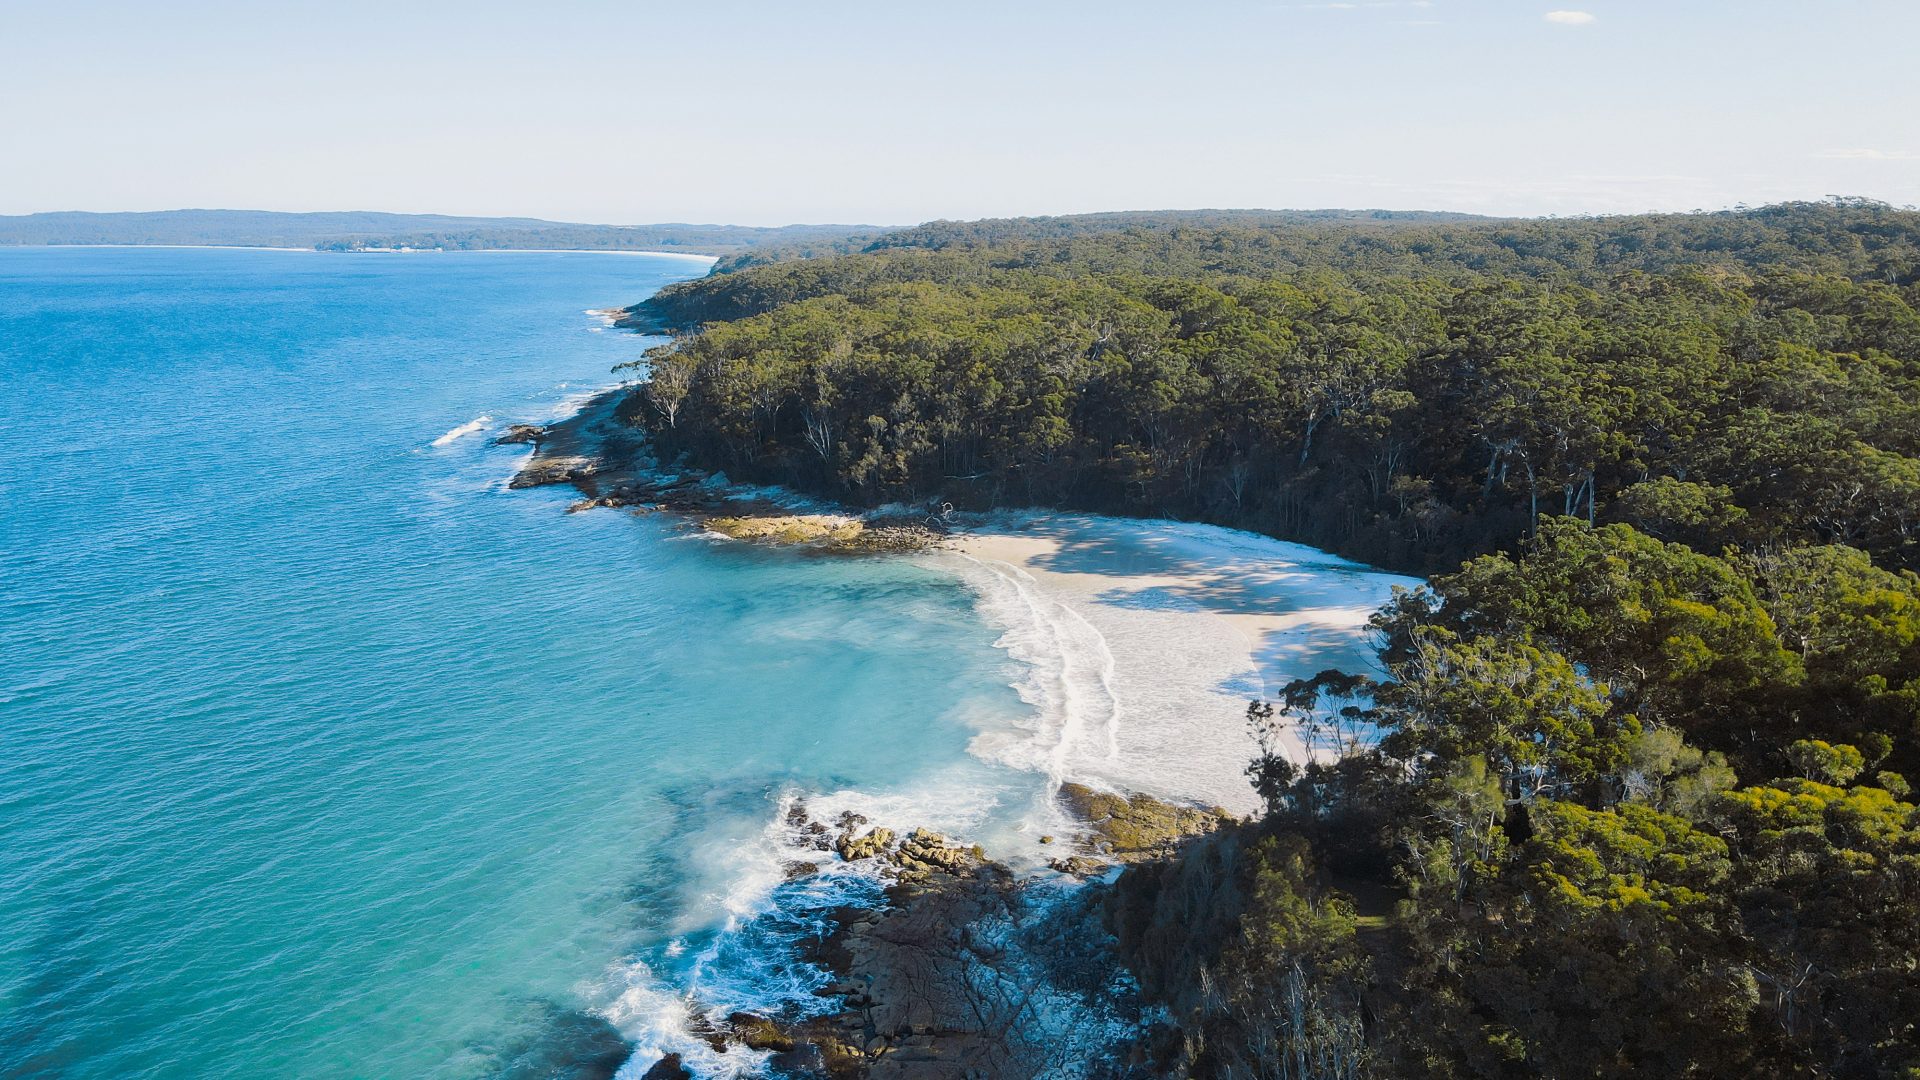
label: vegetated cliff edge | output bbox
[590,200,1920,1079]
[617,200,1920,579]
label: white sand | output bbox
[938,514,1421,814]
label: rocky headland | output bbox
[640,784,1228,1079]
[506,387,945,554]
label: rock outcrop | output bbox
[637,1052,692,1080]
[701,515,946,554]
[509,457,597,489]
[1056,781,1230,864]
[723,802,1155,1077]
[504,388,945,552]
[494,423,548,445]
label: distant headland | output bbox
[0,208,883,257]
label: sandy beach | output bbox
[944,514,1420,815]
[502,381,1419,818]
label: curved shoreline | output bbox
[502,384,1422,1077]
[507,389,1415,818]
[943,514,1419,815]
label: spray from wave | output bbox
[599,780,1009,1077]
[431,415,492,446]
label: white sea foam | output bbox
[606,513,1417,1078]
[545,382,625,420]
[954,554,1122,785]
[430,415,492,447]
[601,771,1039,1079]
[607,964,772,1080]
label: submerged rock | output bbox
[481,999,632,1080]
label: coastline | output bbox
[504,380,1415,825]
[2,243,724,261]
[504,381,1420,1077]
[508,390,1414,806]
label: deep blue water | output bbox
[0,248,1034,1078]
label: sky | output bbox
[2,0,1916,226]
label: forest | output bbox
[625,200,1918,575]
[1114,521,1920,1077]
[614,200,1920,1077]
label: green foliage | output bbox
[1425,800,1759,1079]
[625,203,1920,575]
[1619,725,1738,816]
[1119,519,1920,1076]
[1714,773,1920,1074]
[615,201,1920,1077]
[1608,476,1750,548]
[1748,545,1920,771]
[635,199,1920,332]
[1373,631,1630,804]
[1390,519,1803,756]
[1786,739,1868,785]
[1106,829,1372,1079]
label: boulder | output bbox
[1056,782,1228,862]
[494,423,548,445]
[891,829,984,881]
[836,826,895,862]
[638,1053,692,1080]
[1048,855,1110,878]
[726,1013,793,1052]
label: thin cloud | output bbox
[1814,148,1919,161]
[1279,1,1436,9]
[1544,10,1597,25]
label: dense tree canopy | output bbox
[608,200,1920,1077]
[1119,522,1919,1078]
[627,219,1920,573]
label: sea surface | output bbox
[0,248,1045,1078]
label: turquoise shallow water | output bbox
[0,248,1034,1078]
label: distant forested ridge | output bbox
[0,209,879,256]
[615,199,1920,1077]
[626,199,1920,575]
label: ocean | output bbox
[0,248,1046,1078]
[0,246,1416,1079]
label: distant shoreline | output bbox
[0,243,721,262]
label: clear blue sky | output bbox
[3,0,1915,225]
